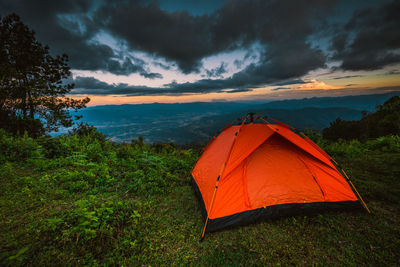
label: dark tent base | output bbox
[191,176,364,233]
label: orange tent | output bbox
[191,113,369,239]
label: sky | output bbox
[1,0,399,106]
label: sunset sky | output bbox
[1,0,399,105]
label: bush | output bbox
[322,135,400,158]
[0,161,14,178]
[323,139,366,158]
[69,123,107,143]
[0,129,42,162]
[365,135,400,152]
[44,198,142,243]
[37,136,70,158]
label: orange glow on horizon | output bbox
[69,72,400,106]
[70,87,400,107]
[294,79,341,90]
[68,65,400,106]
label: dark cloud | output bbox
[331,0,400,70]
[233,59,244,69]
[4,0,399,97]
[203,62,228,78]
[273,79,308,86]
[95,0,335,74]
[73,76,400,97]
[106,57,163,78]
[385,69,400,75]
[72,76,400,98]
[152,61,173,71]
[73,76,165,96]
[72,75,250,96]
[1,0,335,83]
[94,2,212,74]
[332,75,363,79]
[141,72,163,79]
[272,87,291,91]
[0,0,161,78]
[72,36,327,96]
[187,39,325,92]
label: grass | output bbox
[0,130,399,266]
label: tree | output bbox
[322,118,363,141]
[0,13,89,136]
[369,96,400,137]
[323,96,400,141]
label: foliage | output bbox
[0,129,42,162]
[0,14,89,136]
[323,96,400,141]
[0,127,399,266]
[320,135,400,158]
[68,122,107,143]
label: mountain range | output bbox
[68,91,400,144]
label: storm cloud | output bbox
[72,76,242,96]
[204,62,228,78]
[95,0,335,74]
[1,0,399,96]
[330,0,400,71]
[0,0,162,78]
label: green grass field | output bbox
[1,131,399,266]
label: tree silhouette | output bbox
[0,13,89,136]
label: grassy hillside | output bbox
[1,129,399,266]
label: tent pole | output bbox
[331,160,370,213]
[200,115,248,241]
[200,176,220,241]
[341,169,371,213]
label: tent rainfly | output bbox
[191,113,369,240]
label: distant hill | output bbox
[178,107,362,144]
[254,91,400,111]
[69,91,399,144]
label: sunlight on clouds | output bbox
[295,79,341,90]
[304,64,400,89]
[70,60,400,106]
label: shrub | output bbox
[69,123,107,143]
[37,136,70,158]
[0,129,42,162]
[324,139,366,157]
[365,135,400,153]
[0,161,13,178]
[44,198,142,243]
